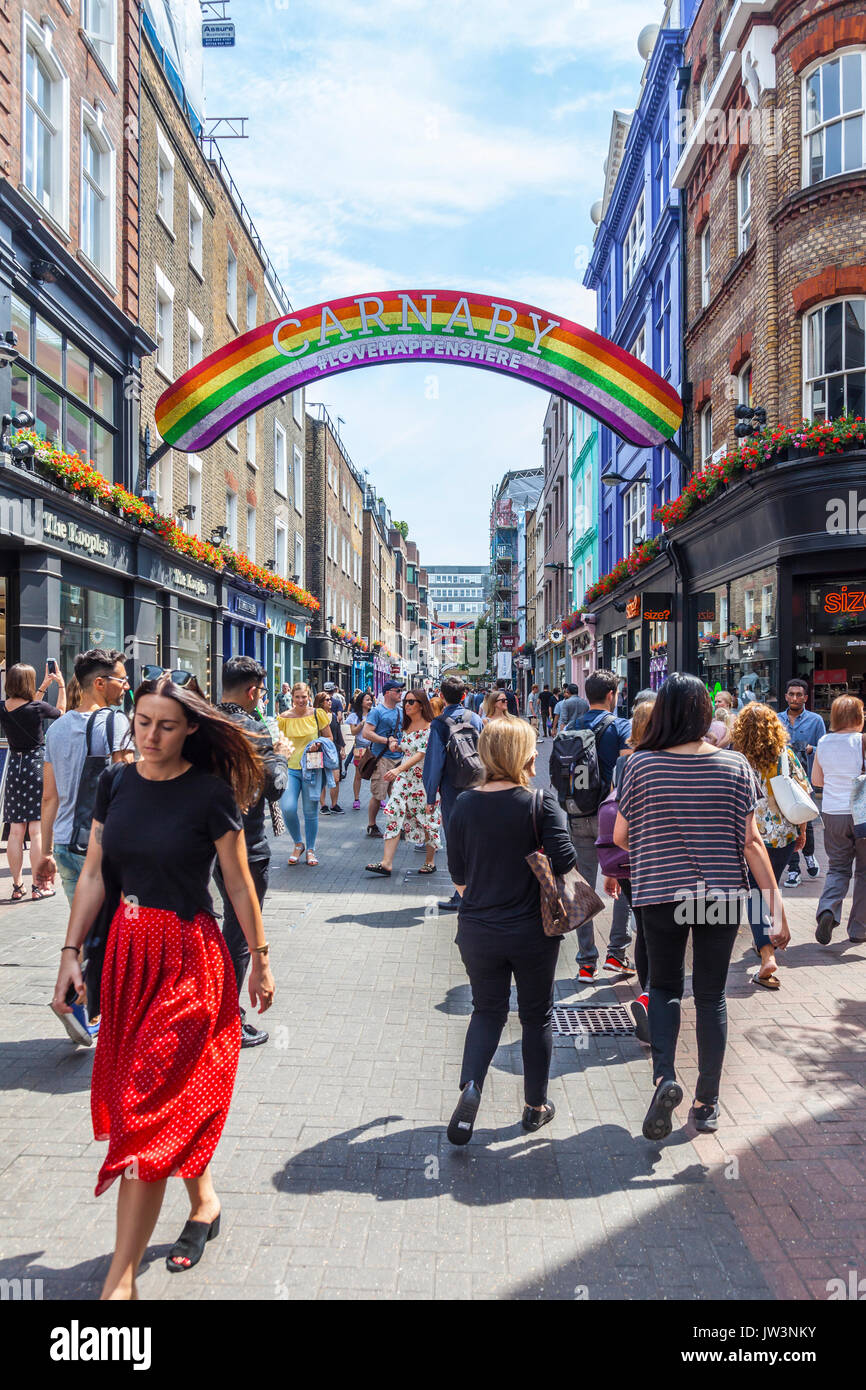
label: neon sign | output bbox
[156,290,683,454]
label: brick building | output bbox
[535,396,572,690]
[584,0,866,713]
[136,14,309,699]
[361,488,397,694]
[304,409,365,692]
[0,0,156,680]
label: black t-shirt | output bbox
[0,699,63,750]
[539,691,556,715]
[95,763,242,921]
[447,786,577,932]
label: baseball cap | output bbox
[323,682,337,691]
[383,679,405,692]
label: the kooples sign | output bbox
[43,511,109,558]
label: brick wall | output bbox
[683,0,866,469]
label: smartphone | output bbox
[47,658,58,674]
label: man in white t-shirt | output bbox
[812,702,866,945]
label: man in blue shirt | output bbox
[778,677,825,886]
[564,669,633,979]
[361,680,405,838]
[423,674,483,911]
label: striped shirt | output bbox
[618,748,761,907]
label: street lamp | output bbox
[209,525,229,545]
[734,404,767,438]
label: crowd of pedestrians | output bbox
[2,640,861,1297]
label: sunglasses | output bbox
[141,665,198,688]
[404,698,419,706]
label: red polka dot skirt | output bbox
[91,904,241,1197]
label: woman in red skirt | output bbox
[51,675,275,1300]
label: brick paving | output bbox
[1,768,865,1301]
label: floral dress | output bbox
[383,727,442,847]
[753,750,812,848]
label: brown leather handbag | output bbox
[526,790,605,937]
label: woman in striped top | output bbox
[615,673,789,1139]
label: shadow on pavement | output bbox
[0,1037,93,1091]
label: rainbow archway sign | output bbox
[155,290,683,453]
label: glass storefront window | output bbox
[696,568,779,707]
[35,379,62,445]
[67,344,90,402]
[794,578,866,719]
[11,294,31,360]
[35,317,62,381]
[177,613,211,694]
[59,583,124,683]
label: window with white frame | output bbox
[225,489,238,549]
[246,284,257,331]
[246,504,256,559]
[805,297,866,419]
[274,520,288,578]
[803,52,866,187]
[623,481,647,552]
[737,158,751,253]
[188,188,203,273]
[23,20,68,225]
[156,124,174,231]
[226,243,238,323]
[155,267,174,375]
[575,565,584,609]
[292,389,303,425]
[187,309,203,370]
[81,108,113,280]
[293,445,303,514]
[585,466,592,531]
[585,556,593,595]
[227,423,238,450]
[246,413,256,465]
[700,226,711,307]
[186,455,201,536]
[623,196,645,295]
[699,69,711,111]
[294,533,304,585]
[631,324,647,363]
[274,421,287,495]
[574,476,584,537]
[82,0,116,77]
[738,361,753,408]
[700,403,713,469]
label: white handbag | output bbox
[769,747,820,825]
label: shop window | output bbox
[59,583,123,681]
[804,298,866,419]
[23,18,68,227]
[188,188,203,273]
[623,196,645,296]
[81,107,114,282]
[803,51,865,187]
[737,158,751,253]
[177,613,211,695]
[11,298,117,479]
[82,0,117,78]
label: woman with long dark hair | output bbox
[315,690,345,814]
[615,673,788,1138]
[51,675,274,1299]
[365,688,441,876]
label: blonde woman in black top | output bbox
[445,718,576,1145]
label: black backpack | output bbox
[444,711,484,790]
[548,713,616,817]
[69,710,117,855]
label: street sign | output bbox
[202,20,235,47]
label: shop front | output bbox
[693,565,779,707]
[137,544,221,698]
[566,622,596,697]
[223,585,267,670]
[590,572,680,712]
[791,572,866,722]
[265,601,308,714]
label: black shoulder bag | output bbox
[77,761,126,1021]
[69,710,116,856]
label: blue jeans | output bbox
[54,844,84,906]
[280,770,320,852]
[746,842,794,949]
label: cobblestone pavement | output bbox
[1,766,865,1302]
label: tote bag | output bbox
[769,747,820,825]
[525,790,604,937]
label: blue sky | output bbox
[202,0,665,562]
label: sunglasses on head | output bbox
[141,665,198,688]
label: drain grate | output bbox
[552,1004,635,1036]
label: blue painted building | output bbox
[582,3,696,703]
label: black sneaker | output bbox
[366,825,383,838]
[447,1081,481,1145]
[815,909,836,945]
[630,994,651,1044]
[642,1079,683,1140]
[522,1100,555,1132]
[784,868,801,888]
[330,804,345,814]
[804,855,820,877]
[692,1102,720,1133]
[320,806,332,815]
[241,1020,269,1048]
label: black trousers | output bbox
[456,924,560,1107]
[641,900,740,1108]
[214,857,269,1003]
[619,878,647,991]
[786,819,815,872]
